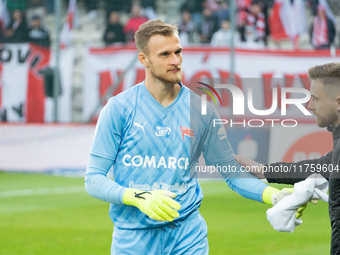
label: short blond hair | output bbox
[134,19,178,55]
[308,62,340,80]
[308,63,340,97]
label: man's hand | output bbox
[263,187,317,218]
[123,189,181,222]
[235,155,265,179]
[272,188,295,206]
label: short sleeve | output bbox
[90,98,124,161]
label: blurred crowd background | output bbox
[1,0,340,49]
[0,0,340,123]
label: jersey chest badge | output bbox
[155,127,171,136]
[180,126,195,140]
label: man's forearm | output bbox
[85,154,126,204]
[265,152,332,184]
[219,159,268,203]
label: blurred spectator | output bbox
[269,0,307,49]
[254,0,269,43]
[4,9,29,43]
[178,10,195,46]
[236,0,252,42]
[106,0,132,17]
[199,7,219,44]
[62,0,97,21]
[141,0,158,20]
[211,20,234,46]
[310,0,338,46]
[6,0,27,12]
[213,0,229,27]
[28,15,50,47]
[205,0,220,12]
[26,0,48,24]
[310,0,336,22]
[310,4,336,49]
[124,4,148,42]
[103,11,126,46]
[246,2,266,45]
[181,0,205,30]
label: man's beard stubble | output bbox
[316,108,339,128]
[149,63,183,84]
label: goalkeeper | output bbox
[85,19,295,255]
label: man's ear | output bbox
[337,96,340,110]
[138,52,149,68]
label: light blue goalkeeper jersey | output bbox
[89,81,267,229]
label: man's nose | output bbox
[170,54,180,66]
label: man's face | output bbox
[13,10,22,21]
[132,5,141,16]
[109,12,119,24]
[308,79,339,127]
[251,4,261,15]
[32,19,41,28]
[144,34,183,84]
[222,21,230,31]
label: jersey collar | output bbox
[141,81,185,115]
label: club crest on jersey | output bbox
[155,127,171,136]
[180,126,195,140]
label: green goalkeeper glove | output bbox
[123,189,181,222]
[262,187,307,218]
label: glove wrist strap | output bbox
[262,186,280,205]
[123,188,138,206]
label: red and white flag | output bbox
[0,43,74,123]
[318,0,336,23]
[180,126,195,141]
[60,0,78,46]
[269,0,307,41]
[236,0,252,26]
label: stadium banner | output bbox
[0,43,74,123]
[268,124,333,163]
[83,46,339,122]
[0,124,95,173]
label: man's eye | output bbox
[162,53,168,56]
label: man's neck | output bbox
[332,120,340,129]
[144,77,181,108]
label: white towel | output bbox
[266,173,329,233]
